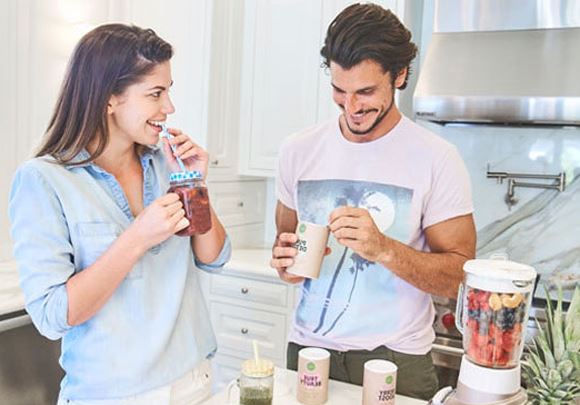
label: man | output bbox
[270,3,476,400]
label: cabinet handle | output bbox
[211,159,219,165]
[241,287,249,294]
[241,328,249,334]
[237,201,244,208]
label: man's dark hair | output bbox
[320,3,418,89]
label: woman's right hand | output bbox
[128,193,188,252]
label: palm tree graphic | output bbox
[321,251,372,336]
[312,186,381,334]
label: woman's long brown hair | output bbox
[36,24,173,165]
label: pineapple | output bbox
[522,285,580,404]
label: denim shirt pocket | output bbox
[75,222,143,280]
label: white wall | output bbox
[0,1,19,262]
[1,0,89,262]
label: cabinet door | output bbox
[206,0,244,175]
[239,0,323,176]
[208,181,266,227]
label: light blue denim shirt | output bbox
[8,147,231,400]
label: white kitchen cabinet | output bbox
[238,0,322,177]
[210,272,289,308]
[207,180,266,247]
[211,302,287,361]
[238,0,404,177]
[204,0,268,247]
[200,250,296,390]
[208,181,266,227]
[205,0,244,178]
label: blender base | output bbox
[431,386,528,405]
[430,357,528,404]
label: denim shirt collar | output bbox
[64,145,160,172]
[62,146,162,221]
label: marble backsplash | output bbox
[419,120,580,300]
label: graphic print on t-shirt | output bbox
[296,179,413,338]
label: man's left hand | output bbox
[328,206,390,262]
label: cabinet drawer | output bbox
[210,302,286,361]
[208,181,265,227]
[211,274,288,307]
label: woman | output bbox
[8,23,230,404]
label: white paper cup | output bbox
[296,347,330,405]
[286,222,329,279]
[362,359,397,405]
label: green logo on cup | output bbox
[307,362,316,371]
[385,375,393,384]
[299,223,307,233]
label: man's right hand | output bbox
[270,232,305,284]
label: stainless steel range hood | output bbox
[413,0,580,126]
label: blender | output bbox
[432,258,537,405]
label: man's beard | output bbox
[344,93,395,136]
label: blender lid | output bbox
[464,259,536,282]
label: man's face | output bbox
[330,59,404,138]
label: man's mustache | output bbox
[338,105,378,115]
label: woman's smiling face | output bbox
[107,61,175,146]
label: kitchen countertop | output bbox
[221,248,278,281]
[200,367,426,405]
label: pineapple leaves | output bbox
[523,285,580,404]
[552,288,565,361]
[565,285,580,354]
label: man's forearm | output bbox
[377,236,469,298]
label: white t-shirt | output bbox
[276,116,473,355]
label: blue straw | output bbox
[160,124,187,172]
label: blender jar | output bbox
[455,259,536,369]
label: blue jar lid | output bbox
[169,170,202,182]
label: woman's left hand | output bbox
[162,128,209,178]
